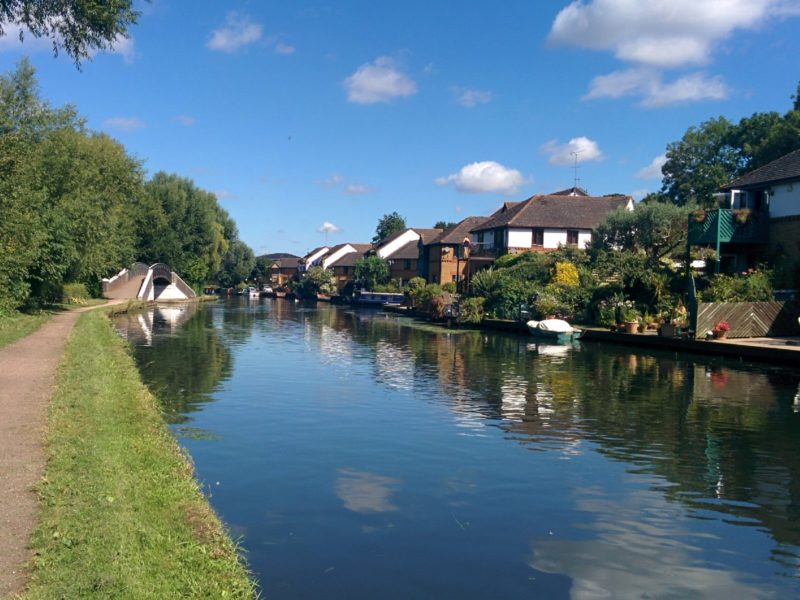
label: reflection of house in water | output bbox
[113,303,198,346]
[374,340,415,391]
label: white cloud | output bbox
[318,174,344,188]
[343,56,417,104]
[636,154,667,179]
[455,88,493,108]
[548,0,795,68]
[0,24,51,52]
[274,42,295,55]
[104,117,145,131]
[110,34,135,63]
[174,115,195,126]
[630,188,651,201]
[318,221,341,234]
[540,137,604,166]
[436,161,526,195]
[585,69,728,107]
[344,183,375,195]
[207,13,262,53]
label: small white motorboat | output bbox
[526,319,581,342]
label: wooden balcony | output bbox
[687,209,768,246]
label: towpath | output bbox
[0,301,125,598]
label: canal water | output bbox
[115,298,800,599]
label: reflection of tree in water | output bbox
[130,306,233,424]
[303,306,800,555]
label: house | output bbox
[422,217,488,285]
[319,243,371,270]
[468,191,633,257]
[301,246,330,274]
[716,149,800,281]
[326,244,373,291]
[375,228,442,285]
[263,253,302,286]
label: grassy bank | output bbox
[23,310,257,599]
[0,312,51,349]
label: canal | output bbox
[115,298,800,598]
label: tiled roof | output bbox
[722,149,800,190]
[412,228,443,244]
[270,256,302,269]
[388,240,422,260]
[550,186,589,196]
[304,246,329,260]
[427,216,488,245]
[470,194,631,232]
[327,244,372,267]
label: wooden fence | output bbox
[695,301,800,338]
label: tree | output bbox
[216,240,255,287]
[354,255,390,290]
[660,117,740,207]
[0,0,140,64]
[372,212,406,245]
[294,266,336,298]
[590,203,693,268]
[434,220,456,230]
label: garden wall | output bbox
[695,301,800,338]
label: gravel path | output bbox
[0,303,124,598]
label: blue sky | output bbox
[2,1,799,256]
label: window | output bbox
[493,229,504,249]
[567,230,579,246]
[405,260,412,270]
[533,228,544,246]
[476,231,484,244]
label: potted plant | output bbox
[693,209,707,223]
[713,320,730,339]
[619,303,640,334]
[733,208,751,224]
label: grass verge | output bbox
[22,310,257,599]
[0,312,51,349]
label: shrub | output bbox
[701,269,774,302]
[552,262,580,288]
[458,297,485,324]
[441,281,457,294]
[408,277,426,292]
[62,282,90,304]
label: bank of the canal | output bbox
[21,310,256,599]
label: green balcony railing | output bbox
[687,209,768,246]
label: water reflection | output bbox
[335,469,401,514]
[118,300,800,597]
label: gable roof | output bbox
[551,186,589,196]
[427,216,488,245]
[327,244,372,267]
[303,246,329,261]
[722,149,800,190]
[388,240,422,260]
[471,194,631,232]
[412,228,443,244]
[269,256,302,269]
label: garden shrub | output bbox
[552,262,580,288]
[458,297,485,324]
[701,269,774,302]
[62,282,90,304]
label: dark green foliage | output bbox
[354,255,390,290]
[458,297,485,324]
[294,266,336,298]
[0,0,140,65]
[372,212,406,245]
[590,203,693,267]
[434,220,456,230]
[701,269,774,302]
[0,60,253,310]
[660,83,800,206]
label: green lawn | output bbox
[0,311,51,349]
[23,310,257,599]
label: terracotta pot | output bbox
[624,321,639,334]
[713,330,728,340]
[660,324,677,337]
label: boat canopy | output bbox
[531,319,574,333]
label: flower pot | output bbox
[660,324,677,337]
[624,321,639,334]
[713,330,728,340]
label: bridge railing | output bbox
[138,269,154,301]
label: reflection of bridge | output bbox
[102,262,197,301]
